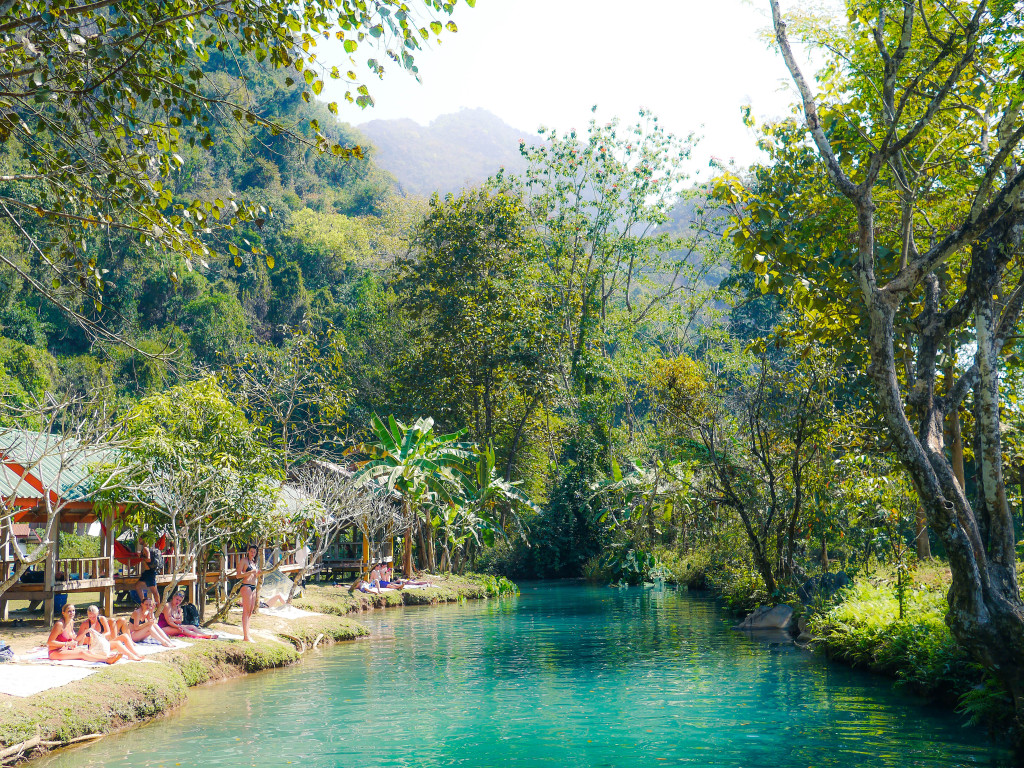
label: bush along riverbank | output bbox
[0,574,511,765]
[594,547,1022,747]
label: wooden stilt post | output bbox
[1,535,9,621]
[102,523,114,616]
[361,535,369,579]
[44,510,58,625]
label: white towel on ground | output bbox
[0,664,97,696]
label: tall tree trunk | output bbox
[416,519,428,572]
[946,348,967,491]
[863,268,1024,722]
[735,504,778,597]
[403,523,413,578]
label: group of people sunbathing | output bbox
[46,592,218,664]
[350,562,432,593]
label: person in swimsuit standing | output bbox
[236,544,264,642]
[133,536,162,605]
[46,604,122,663]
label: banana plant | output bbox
[349,414,476,575]
[589,457,686,535]
[459,442,539,546]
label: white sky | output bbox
[319,0,810,179]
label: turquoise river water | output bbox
[34,583,1014,768]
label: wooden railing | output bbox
[56,556,111,582]
[322,541,361,563]
[116,553,194,579]
[204,548,304,577]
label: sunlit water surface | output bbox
[34,583,1013,767]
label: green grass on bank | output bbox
[809,573,1015,730]
[293,573,511,616]
[0,638,299,749]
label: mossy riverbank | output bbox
[0,575,495,765]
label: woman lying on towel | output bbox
[385,565,433,588]
[159,592,218,639]
[77,605,144,661]
[128,597,174,647]
[47,604,122,664]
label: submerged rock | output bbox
[736,604,794,631]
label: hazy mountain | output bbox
[358,108,533,196]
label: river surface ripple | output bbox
[33,583,1013,767]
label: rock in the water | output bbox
[736,604,794,631]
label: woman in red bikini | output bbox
[47,604,121,664]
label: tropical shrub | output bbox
[599,544,659,586]
[810,577,1015,731]
[655,546,713,589]
[708,565,771,613]
[474,574,520,597]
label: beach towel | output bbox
[0,664,97,697]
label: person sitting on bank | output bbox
[47,604,122,664]
[77,605,144,661]
[128,597,174,647]
[376,563,403,590]
[133,536,163,605]
[159,592,218,639]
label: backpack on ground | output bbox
[182,602,200,625]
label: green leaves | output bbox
[0,0,475,341]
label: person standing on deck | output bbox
[133,535,162,606]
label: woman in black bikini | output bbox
[128,597,174,647]
[77,605,145,661]
[236,545,263,642]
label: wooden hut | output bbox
[0,430,119,622]
[0,430,201,621]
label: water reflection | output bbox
[34,583,1012,768]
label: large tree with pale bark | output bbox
[720,0,1024,725]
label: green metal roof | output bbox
[0,429,116,503]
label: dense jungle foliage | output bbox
[2,0,1024,738]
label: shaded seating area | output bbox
[2,432,397,620]
[0,431,120,622]
[1,518,118,622]
[0,430,200,620]
[319,535,392,581]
